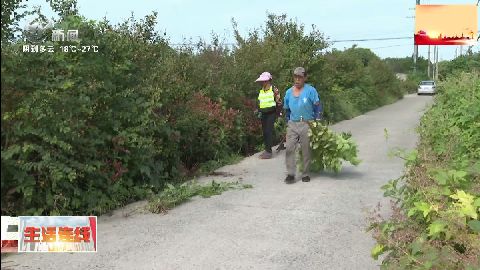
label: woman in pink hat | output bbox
[255,72,282,159]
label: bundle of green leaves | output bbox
[307,121,361,172]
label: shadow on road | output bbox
[311,167,364,181]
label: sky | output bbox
[22,0,480,60]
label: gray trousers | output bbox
[285,121,311,177]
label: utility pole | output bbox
[427,45,431,79]
[413,0,420,72]
[435,46,439,80]
[432,46,436,80]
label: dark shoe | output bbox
[259,151,272,159]
[302,176,310,182]
[285,175,295,184]
[276,143,286,152]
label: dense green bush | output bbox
[384,56,429,76]
[1,2,410,216]
[439,52,480,80]
[1,14,180,215]
[370,72,480,269]
[310,47,405,122]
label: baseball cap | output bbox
[255,72,273,82]
[293,67,306,77]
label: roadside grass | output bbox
[196,154,244,176]
[147,180,253,214]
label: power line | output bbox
[330,37,413,43]
[369,44,413,49]
[169,36,414,47]
[169,42,235,47]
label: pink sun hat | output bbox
[255,72,272,82]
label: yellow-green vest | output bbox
[258,86,276,109]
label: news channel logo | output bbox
[23,19,79,43]
[1,216,97,253]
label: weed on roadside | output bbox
[147,180,252,214]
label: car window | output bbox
[420,81,434,85]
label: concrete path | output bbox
[1,95,433,270]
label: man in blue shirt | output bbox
[283,67,323,184]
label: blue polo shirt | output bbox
[283,84,320,121]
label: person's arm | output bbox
[283,89,290,121]
[311,87,322,120]
[273,86,283,116]
[313,102,322,120]
[254,91,260,113]
[273,86,281,104]
[285,109,291,121]
[254,91,261,119]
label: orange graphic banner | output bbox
[415,4,478,45]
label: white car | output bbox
[417,81,436,95]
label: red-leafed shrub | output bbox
[189,92,239,130]
[174,93,245,171]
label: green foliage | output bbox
[1,0,31,42]
[307,121,361,173]
[48,0,79,19]
[197,154,243,176]
[1,13,179,215]
[371,243,386,260]
[370,71,480,269]
[384,56,429,75]
[313,47,406,122]
[420,72,480,164]
[147,180,252,213]
[439,52,480,80]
